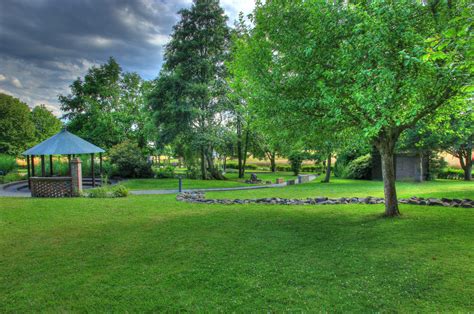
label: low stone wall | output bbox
[30,177,73,197]
[176,192,474,208]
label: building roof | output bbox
[22,129,105,156]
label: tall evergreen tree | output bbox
[149,0,230,180]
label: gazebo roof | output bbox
[22,129,105,156]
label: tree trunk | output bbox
[322,154,331,183]
[462,137,472,181]
[200,147,206,180]
[464,160,472,181]
[270,152,276,172]
[241,129,250,178]
[237,114,244,178]
[376,138,400,217]
[206,150,225,180]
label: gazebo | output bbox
[22,128,105,197]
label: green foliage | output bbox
[342,154,373,180]
[438,167,467,180]
[0,154,17,175]
[86,184,129,198]
[148,0,230,179]
[225,162,258,170]
[0,171,24,184]
[31,105,62,142]
[427,155,448,180]
[0,93,35,155]
[276,165,291,172]
[109,141,153,178]
[86,187,109,198]
[112,185,129,197]
[231,0,469,213]
[287,151,306,176]
[154,166,175,179]
[59,58,155,150]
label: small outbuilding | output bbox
[22,128,105,197]
[372,151,429,182]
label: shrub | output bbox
[109,141,153,178]
[437,167,465,180]
[112,185,129,197]
[86,184,129,198]
[155,165,175,178]
[0,154,17,175]
[186,166,201,179]
[343,154,372,179]
[288,152,305,175]
[0,172,24,184]
[428,155,448,180]
[224,162,258,170]
[301,166,318,172]
[276,165,291,172]
[87,187,109,198]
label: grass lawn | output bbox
[122,171,303,190]
[207,178,474,200]
[0,179,473,311]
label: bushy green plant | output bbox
[185,166,201,179]
[109,141,153,178]
[224,162,258,170]
[428,155,448,180]
[0,172,24,184]
[344,154,372,180]
[155,165,175,178]
[276,165,291,172]
[87,187,109,198]
[0,154,17,175]
[86,184,129,198]
[437,167,465,180]
[288,152,305,175]
[112,185,129,197]
[301,166,319,172]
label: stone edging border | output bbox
[176,192,474,208]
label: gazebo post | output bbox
[91,153,95,187]
[26,155,31,189]
[99,152,103,177]
[31,155,35,177]
[68,155,71,176]
[41,155,46,176]
[49,155,53,176]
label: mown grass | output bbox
[0,179,473,312]
[122,171,303,190]
[207,178,474,200]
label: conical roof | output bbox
[22,129,105,155]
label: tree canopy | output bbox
[230,0,471,216]
[148,0,230,179]
[0,93,36,155]
[59,57,154,150]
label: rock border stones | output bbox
[176,192,474,208]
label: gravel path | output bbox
[0,175,317,197]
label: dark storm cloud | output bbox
[0,0,254,116]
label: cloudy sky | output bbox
[0,0,255,116]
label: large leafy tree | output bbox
[0,93,35,155]
[31,105,62,142]
[149,0,230,180]
[231,0,469,216]
[59,57,152,149]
